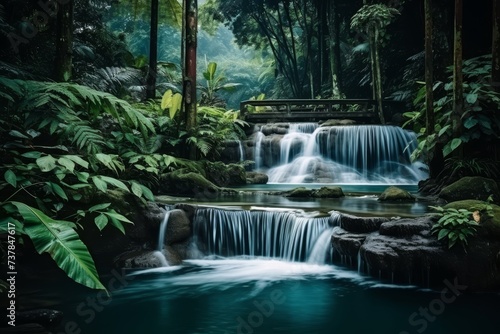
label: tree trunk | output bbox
[492,0,500,91]
[183,0,198,160]
[54,0,73,82]
[332,0,343,94]
[373,28,385,124]
[452,0,463,139]
[424,0,434,137]
[146,0,159,99]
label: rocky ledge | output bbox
[331,209,500,291]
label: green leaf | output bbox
[131,181,143,198]
[57,157,76,172]
[76,172,90,183]
[100,176,130,192]
[94,214,109,231]
[92,176,108,192]
[139,184,155,201]
[108,216,125,234]
[21,151,42,159]
[450,138,462,151]
[466,93,478,104]
[65,155,89,169]
[36,155,57,172]
[49,182,68,201]
[437,228,449,240]
[89,203,111,212]
[9,130,29,139]
[104,210,133,224]
[4,170,17,188]
[463,117,479,129]
[8,202,105,290]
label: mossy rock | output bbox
[439,176,500,203]
[378,186,415,202]
[311,186,344,198]
[160,171,219,197]
[204,161,246,187]
[246,172,268,184]
[285,187,313,198]
[443,200,500,239]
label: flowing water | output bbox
[253,124,428,184]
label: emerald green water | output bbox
[27,257,500,334]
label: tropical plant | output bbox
[199,61,242,107]
[404,54,500,163]
[0,76,164,290]
[430,206,480,250]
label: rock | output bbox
[443,200,500,239]
[246,171,268,184]
[320,119,357,126]
[285,187,313,198]
[204,161,246,187]
[338,213,389,233]
[331,227,368,257]
[439,176,500,203]
[260,123,289,135]
[164,209,192,245]
[115,250,168,269]
[160,171,220,197]
[378,186,415,202]
[379,216,434,237]
[311,186,344,198]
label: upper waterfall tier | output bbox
[252,123,428,184]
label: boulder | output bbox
[311,186,344,198]
[338,213,389,233]
[443,200,500,239]
[163,209,192,245]
[246,171,268,184]
[439,176,500,203]
[285,187,313,198]
[331,227,368,257]
[204,161,246,187]
[379,216,434,237]
[378,186,415,202]
[160,171,220,197]
[320,119,357,126]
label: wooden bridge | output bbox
[240,99,384,123]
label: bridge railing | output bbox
[240,98,377,115]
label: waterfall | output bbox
[155,209,171,267]
[238,140,244,162]
[193,207,339,263]
[254,131,265,170]
[157,210,171,251]
[256,124,428,184]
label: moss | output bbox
[378,186,415,202]
[312,186,345,198]
[439,177,500,203]
[443,200,500,239]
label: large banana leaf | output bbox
[10,202,106,291]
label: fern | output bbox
[61,122,107,154]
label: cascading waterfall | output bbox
[154,209,171,266]
[254,131,265,170]
[258,123,428,184]
[192,207,340,264]
[238,140,244,162]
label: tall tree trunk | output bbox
[146,0,159,99]
[373,28,385,124]
[425,0,434,137]
[452,0,463,139]
[492,0,500,91]
[54,0,73,82]
[183,0,198,160]
[332,0,342,94]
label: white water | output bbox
[155,209,171,266]
[192,207,340,263]
[255,123,428,184]
[238,140,244,161]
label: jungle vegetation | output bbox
[0,0,499,290]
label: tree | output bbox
[183,0,198,160]
[451,0,463,142]
[54,0,74,82]
[200,0,347,99]
[351,3,399,124]
[492,0,500,91]
[145,0,159,99]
